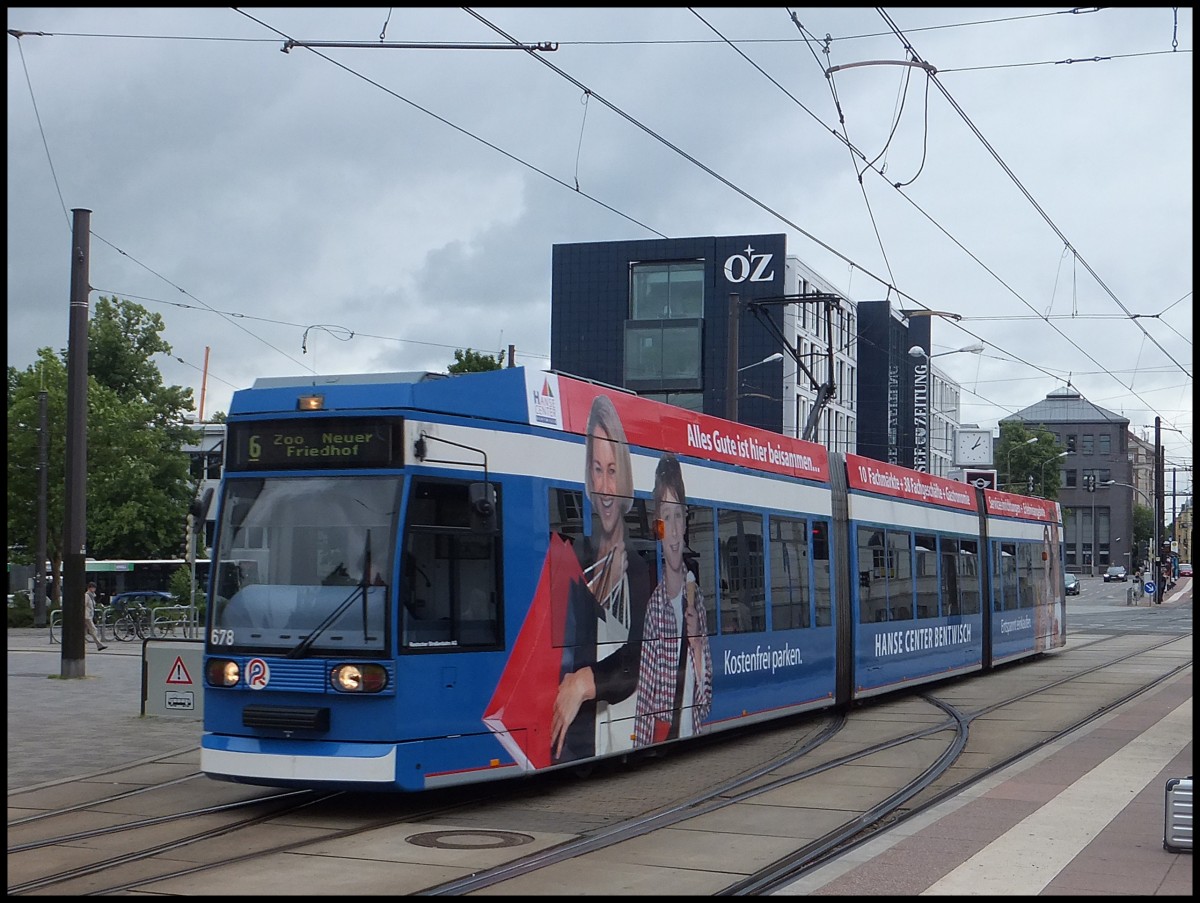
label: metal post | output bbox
[61,208,92,678]
[1171,467,1177,574]
[187,513,197,607]
[34,389,49,627]
[1091,483,1097,579]
[1154,417,1163,604]
[725,293,740,423]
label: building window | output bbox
[626,261,704,391]
[1098,434,1111,455]
[624,320,703,388]
[1065,470,1077,489]
[640,390,704,412]
[630,261,704,320]
[1081,435,1094,455]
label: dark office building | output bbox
[856,300,932,471]
[550,233,871,456]
[549,233,971,471]
[550,233,788,433]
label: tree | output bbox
[997,423,1044,493]
[447,348,504,374]
[1132,503,1153,557]
[7,297,198,602]
[7,351,69,578]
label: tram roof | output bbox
[233,368,534,423]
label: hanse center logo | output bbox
[723,245,775,284]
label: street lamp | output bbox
[727,351,782,423]
[1102,479,1151,504]
[734,355,782,401]
[1040,451,1069,498]
[737,352,783,372]
[1004,437,1038,491]
[908,343,985,360]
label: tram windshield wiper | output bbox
[287,530,378,659]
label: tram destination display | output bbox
[227,418,399,470]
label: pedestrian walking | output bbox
[84,581,108,651]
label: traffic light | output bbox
[1085,474,1095,492]
[1027,474,1034,493]
[185,513,195,564]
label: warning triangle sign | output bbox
[166,656,193,685]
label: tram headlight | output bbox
[205,659,241,687]
[330,663,389,693]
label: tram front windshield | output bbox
[210,476,401,655]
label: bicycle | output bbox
[111,602,151,641]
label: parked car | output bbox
[1103,565,1128,583]
[1064,573,1080,595]
[108,590,174,611]
[1179,562,1192,577]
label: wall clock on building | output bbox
[954,429,994,466]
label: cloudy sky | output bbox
[7,7,1193,496]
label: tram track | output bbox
[7,771,211,830]
[8,787,326,853]
[6,633,1189,896]
[418,633,1189,895]
[6,786,487,896]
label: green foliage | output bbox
[1132,503,1153,549]
[168,564,205,616]
[447,348,504,374]
[7,604,36,629]
[7,297,199,587]
[7,592,37,628]
[996,423,1065,496]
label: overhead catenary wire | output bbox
[7,12,1190,449]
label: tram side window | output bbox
[769,516,811,630]
[940,538,960,616]
[858,527,889,624]
[402,478,502,650]
[548,485,663,633]
[888,530,915,621]
[812,520,832,627]
[623,498,659,591]
[718,510,765,633]
[685,504,719,639]
[549,487,586,543]
[915,533,938,620]
[549,488,655,573]
[956,539,982,615]
[996,543,1018,611]
[1016,542,1037,610]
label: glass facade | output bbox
[630,262,704,320]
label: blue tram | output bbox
[199,368,1065,792]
